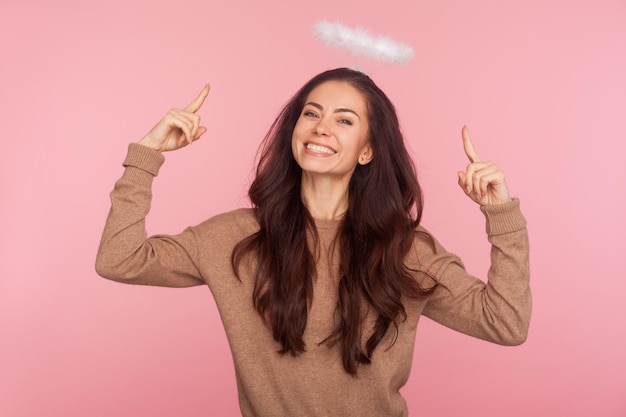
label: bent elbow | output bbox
[498,317,531,346]
[505,328,529,346]
[491,296,532,346]
[95,254,119,281]
[94,251,132,283]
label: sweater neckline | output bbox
[313,217,341,231]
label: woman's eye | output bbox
[303,111,318,118]
[338,119,353,126]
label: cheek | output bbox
[291,120,310,150]
[354,132,370,152]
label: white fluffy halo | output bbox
[313,20,414,65]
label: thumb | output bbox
[457,171,466,188]
[458,171,472,196]
[192,126,208,142]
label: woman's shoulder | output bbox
[411,225,440,255]
[408,225,464,281]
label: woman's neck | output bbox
[300,173,350,220]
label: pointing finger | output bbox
[184,83,211,113]
[462,125,482,163]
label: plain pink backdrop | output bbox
[1,0,625,416]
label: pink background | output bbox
[1,0,625,416]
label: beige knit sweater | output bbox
[96,143,531,417]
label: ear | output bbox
[358,144,374,165]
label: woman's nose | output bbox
[315,118,330,136]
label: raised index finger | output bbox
[183,83,211,113]
[462,125,482,163]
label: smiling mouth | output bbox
[306,143,336,155]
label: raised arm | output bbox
[421,126,531,345]
[95,86,211,287]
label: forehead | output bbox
[305,80,368,111]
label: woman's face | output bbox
[291,80,373,181]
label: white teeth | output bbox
[306,143,336,154]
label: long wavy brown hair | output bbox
[232,68,435,375]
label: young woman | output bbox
[96,68,530,417]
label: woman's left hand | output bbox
[457,126,512,206]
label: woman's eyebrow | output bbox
[304,101,361,119]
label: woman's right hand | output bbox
[138,84,210,152]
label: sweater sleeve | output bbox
[95,143,205,287]
[420,199,531,345]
